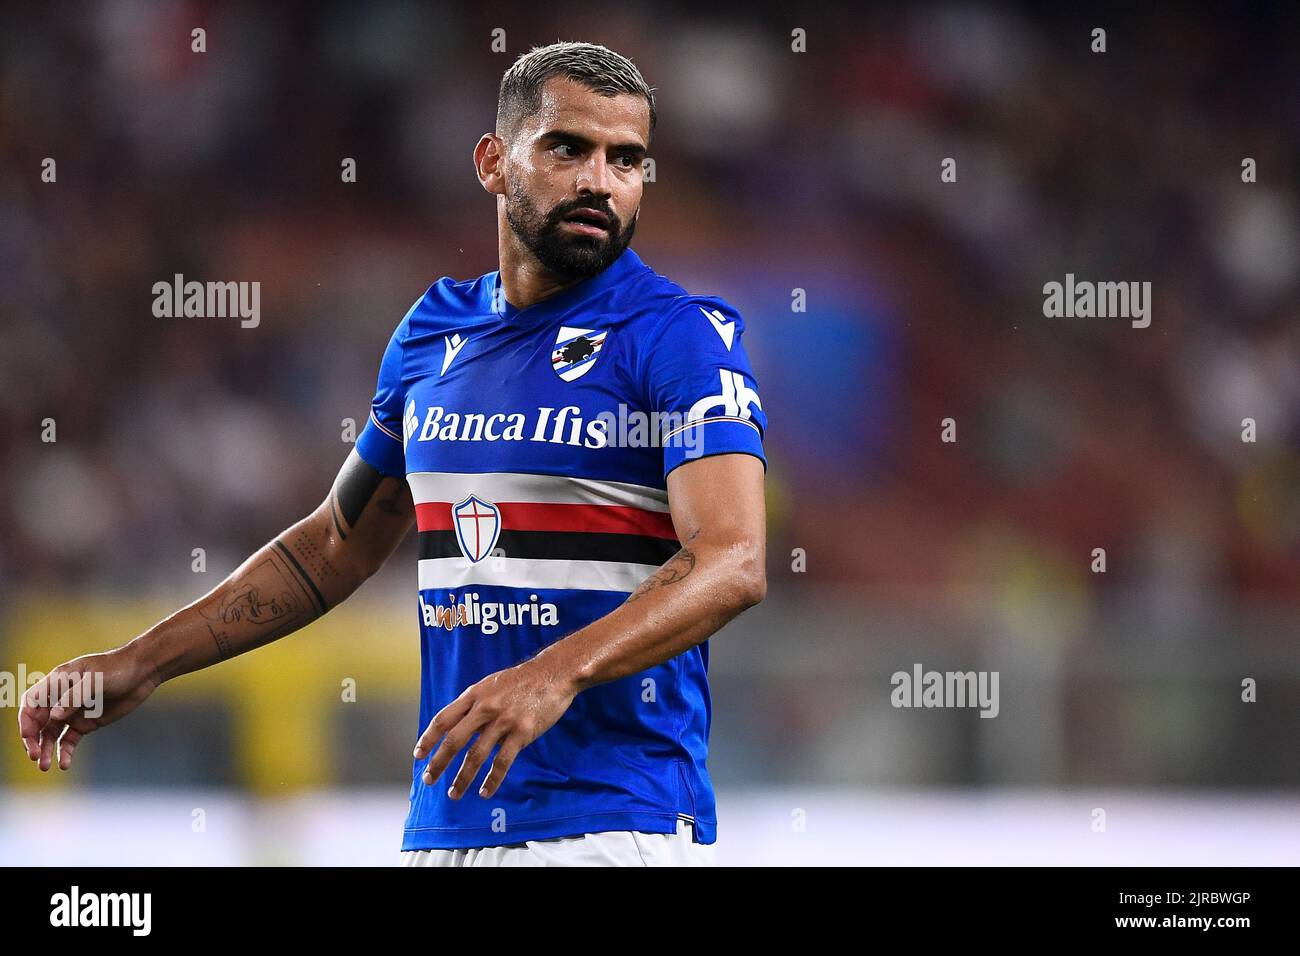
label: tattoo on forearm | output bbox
[197,453,404,668]
[216,581,299,624]
[626,541,698,604]
[199,555,312,661]
[273,540,329,615]
[287,527,341,587]
[206,623,233,660]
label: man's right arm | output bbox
[141,450,413,681]
[18,450,413,771]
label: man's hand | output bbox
[18,646,160,772]
[413,658,578,799]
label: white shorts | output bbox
[399,818,715,867]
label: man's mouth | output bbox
[561,208,611,235]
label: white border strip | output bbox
[418,556,656,593]
[408,472,669,512]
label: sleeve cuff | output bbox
[662,417,767,479]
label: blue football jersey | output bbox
[354,247,767,850]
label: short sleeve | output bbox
[642,296,768,479]
[355,308,414,478]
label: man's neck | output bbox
[496,230,585,312]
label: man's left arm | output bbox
[414,452,767,799]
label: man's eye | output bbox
[552,144,577,157]
[614,155,637,169]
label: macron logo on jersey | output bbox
[442,333,469,375]
[701,307,735,350]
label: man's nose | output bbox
[575,154,612,196]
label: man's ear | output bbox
[474,133,507,196]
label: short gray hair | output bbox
[497,41,656,142]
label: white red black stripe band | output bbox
[409,471,677,592]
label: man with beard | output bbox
[19,41,768,867]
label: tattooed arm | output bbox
[413,452,766,800]
[145,450,413,678]
[18,451,413,771]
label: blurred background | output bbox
[1,1,1297,865]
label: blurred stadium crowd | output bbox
[0,2,1296,795]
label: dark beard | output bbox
[504,181,636,281]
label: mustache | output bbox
[549,200,619,228]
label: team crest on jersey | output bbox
[551,326,608,381]
[451,494,501,563]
